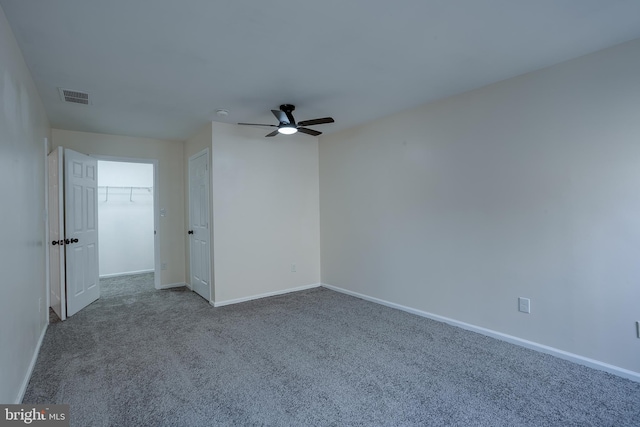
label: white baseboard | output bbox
[322,283,640,383]
[156,282,187,290]
[16,324,48,403]
[100,269,154,279]
[213,283,321,307]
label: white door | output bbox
[48,147,66,321]
[65,148,100,316]
[188,150,211,301]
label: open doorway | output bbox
[97,159,158,297]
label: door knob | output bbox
[188,230,194,235]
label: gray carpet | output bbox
[24,276,640,426]
[100,272,156,298]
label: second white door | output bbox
[65,148,100,316]
[188,150,211,301]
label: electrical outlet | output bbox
[518,297,530,314]
[291,263,296,273]
[161,262,167,270]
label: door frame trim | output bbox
[93,155,160,290]
[44,137,50,322]
[46,146,66,320]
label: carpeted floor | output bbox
[100,272,157,298]
[25,275,640,426]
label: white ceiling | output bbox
[2,0,640,141]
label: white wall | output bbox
[320,38,640,375]
[0,5,51,403]
[52,129,186,287]
[98,161,154,277]
[212,122,321,303]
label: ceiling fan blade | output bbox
[297,127,322,137]
[297,117,335,127]
[238,123,277,127]
[271,110,288,124]
[284,110,296,126]
[265,130,279,137]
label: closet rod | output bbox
[97,186,152,190]
[99,186,152,202]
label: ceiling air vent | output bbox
[58,88,90,105]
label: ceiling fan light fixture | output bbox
[278,125,298,135]
[237,104,334,137]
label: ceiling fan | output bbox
[238,104,334,137]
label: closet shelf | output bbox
[98,186,153,202]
